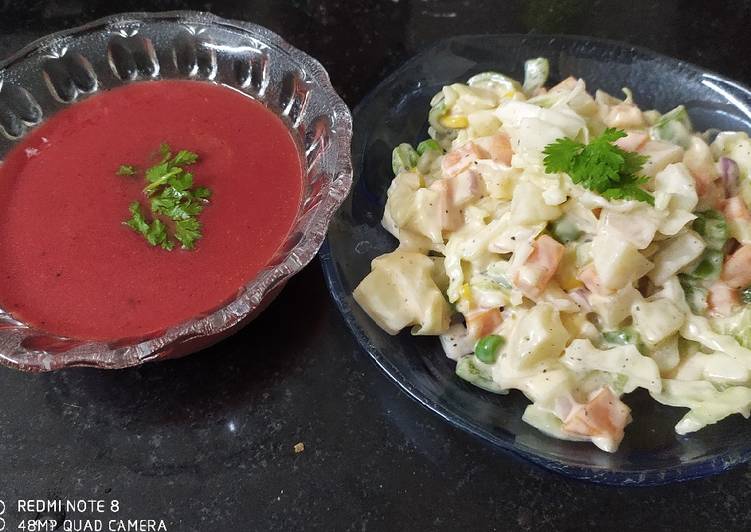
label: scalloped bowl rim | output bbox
[0,10,353,371]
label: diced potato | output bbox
[632,298,685,345]
[600,208,660,250]
[589,285,643,329]
[384,171,421,227]
[649,335,680,373]
[683,136,718,179]
[648,230,706,286]
[639,140,684,177]
[409,187,444,243]
[560,312,599,340]
[670,351,750,385]
[477,162,519,200]
[555,247,583,290]
[511,180,562,225]
[562,339,661,394]
[591,231,654,291]
[712,131,751,178]
[654,163,698,212]
[467,110,501,137]
[518,368,572,405]
[508,303,570,368]
[354,251,451,335]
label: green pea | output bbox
[692,210,728,250]
[391,143,419,175]
[417,139,442,155]
[549,217,582,244]
[601,327,647,355]
[602,328,638,346]
[474,334,505,364]
[651,105,692,148]
[679,274,708,315]
[692,249,724,280]
[742,286,751,305]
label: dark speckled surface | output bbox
[2,1,751,530]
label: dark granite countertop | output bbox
[2,1,751,530]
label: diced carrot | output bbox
[430,169,486,231]
[562,387,631,446]
[474,133,513,165]
[465,308,502,339]
[577,263,609,295]
[685,137,719,204]
[429,179,463,231]
[514,235,565,298]
[549,76,578,93]
[441,141,483,177]
[723,196,751,223]
[613,130,648,152]
[707,281,739,317]
[603,103,645,129]
[693,171,723,209]
[447,169,485,207]
[722,244,751,289]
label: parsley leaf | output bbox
[118,144,211,251]
[543,128,654,205]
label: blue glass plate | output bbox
[320,34,751,485]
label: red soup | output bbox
[0,80,303,340]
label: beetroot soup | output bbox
[0,80,303,340]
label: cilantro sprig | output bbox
[119,144,212,250]
[543,128,654,205]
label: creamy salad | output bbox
[353,58,751,452]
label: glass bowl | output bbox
[0,11,352,371]
[320,34,751,485]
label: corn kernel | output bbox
[556,249,583,290]
[460,283,473,305]
[440,114,469,129]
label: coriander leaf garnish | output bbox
[172,150,199,166]
[116,164,137,176]
[174,217,202,250]
[543,128,654,205]
[194,187,212,200]
[118,144,211,251]
[158,143,172,163]
[125,201,150,234]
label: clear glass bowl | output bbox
[320,34,751,484]
[0,11,352,371]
